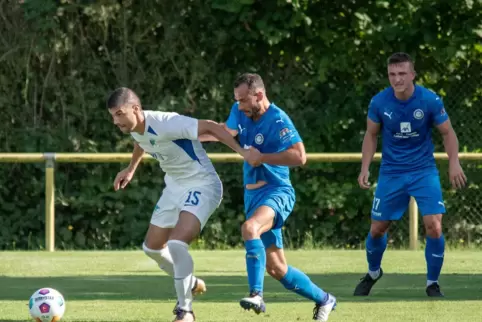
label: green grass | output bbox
[1,250,482,321]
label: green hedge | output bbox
[1,0,481,249]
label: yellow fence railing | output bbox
[1,152,481,252]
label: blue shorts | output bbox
[371,169,446,221]
[244,185,295,249]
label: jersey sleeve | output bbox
[367,98,380,123]
[225,102,239,130]
[151,112,198,141]
[429,94,449,126]
[274,114,302,152]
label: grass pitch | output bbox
[1,250,481,321]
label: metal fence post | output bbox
[409,197,419,250]
[44,153,56,252]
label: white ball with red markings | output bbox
[28,288,66,322]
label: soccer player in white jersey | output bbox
[106,87,246,322]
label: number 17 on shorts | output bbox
[371,197,382,218]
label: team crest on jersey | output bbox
[254,133,264,145]
[413,109,424,120]
[149,139,156,146]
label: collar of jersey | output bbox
[390,84,420,105]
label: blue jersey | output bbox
[226,102,302,188]
[368,85,449,175]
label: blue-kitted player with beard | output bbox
[201,73,336,321]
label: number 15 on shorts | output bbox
[185,191,201,206]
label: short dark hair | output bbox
[387,52,414,66]
[233,73,265,92]
[106,87,140,109]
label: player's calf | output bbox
[240,239,266,312]
[276,266,336,321]
[168,211,203,320]
[142,243,205,295]
[240,209,274,311]
[354,230,387,296]
[266,248,336,321]
[423,214,445,296]
[279,265,335,318]
[168,240,195,312]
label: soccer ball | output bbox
[28,288,66,322]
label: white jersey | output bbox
[131,110,219,186]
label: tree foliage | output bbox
[1,0,481,249]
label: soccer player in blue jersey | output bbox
[353,52,467,297]
[201,73,336,321]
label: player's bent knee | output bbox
[241,219,261,240]
[370,220,390,238]
[144,224,172,250]
[143,238,166,251]
[143,242,163,259]
[424,214,443,238]
[142,242,174,274]
[425,226,442,238]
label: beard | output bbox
[250,105,261,119]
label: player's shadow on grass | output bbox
[2,273,482,303]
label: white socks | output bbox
[167,239,194,312]
[142,243,175,275]
[427,280,438,287]
[142,242,196,290]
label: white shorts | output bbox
[150,179,223,230]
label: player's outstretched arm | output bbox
[198,123,237,142]
[247,142,306,167]
[114,143,144,191]
[128,143,145,172]
[197,120,245,156]
[437,120,467,189]
[359,119,380,189]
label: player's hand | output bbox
[449,161,467,189]
[358,170,371,189]
[239,148,250,159]
[113,167,135,191]
[244,146,263,167]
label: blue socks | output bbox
[244,239,266,294]
[245,239,328,304]
[425,235,445,282]
[366,232,388,272]
[365,232,444,285]
[280,266,328,305]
